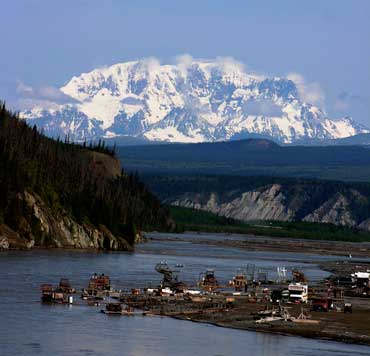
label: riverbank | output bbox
[135,232,370,345]
[3,232,370,353]
[122,293,370,346]
[177,305,370,346]
[146,232,370,258]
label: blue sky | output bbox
[1,0,369,126]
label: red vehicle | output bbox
[312,297,332,312]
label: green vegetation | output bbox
[0,103,170,246]
[117,139,370,182]
[143,174,370,224]
[170,206,370,242]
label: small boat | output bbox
[57,278,75,293]
[101,303,123,315]
[198,269,219,292]
[40,284,54,303]
[40,284,73,304]
[229,269,248,291]
[81,288,106,300]
[88,274,111,291]
[101,303,141,316]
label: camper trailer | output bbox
[288,283,308,303]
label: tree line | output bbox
[0,102,170,245]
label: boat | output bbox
[82,273,112,300]
[40,284,73,304]
[40,284,54,303]
[101,303,123,315]
[198,269,219,292]
[101,303,145,316]
[56,278,75,293]
[88,274,111,291]
[229,269,248,291]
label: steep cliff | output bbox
[145,175,370,231]
[0,191,135,250]
[0,103,170,250]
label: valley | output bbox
[117,138,370,181]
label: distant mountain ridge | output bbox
[21,58,369,144]
[116,138,370,181]
[295,133,370,146]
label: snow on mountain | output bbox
[21,58,369,143]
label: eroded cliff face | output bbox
[302,193,356,227]
[171,184,370,231]
[174,185,294,221]
[0,191,135,251]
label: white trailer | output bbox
[288,283,308,303]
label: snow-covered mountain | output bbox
[21,59,369,144]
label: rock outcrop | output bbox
[0,191,132,251]
[168,182,370,231]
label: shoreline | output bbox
[4,230,370,348]
[173,315,370,346]
[122,293,370,347]
[146,231,370,258]
[3,230,370,259]
[123,295,370,347]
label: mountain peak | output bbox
[22,58,369,144]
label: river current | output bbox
[1,233,369,356]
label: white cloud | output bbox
[175,54,194,76]
[216,56,245,75]
[16,81,74,102]
[15,81,76,111]
[16,98,62,111]
[16,81,34,96]
[141,56,161,74]
[287,72,325,106]
[38,85,69,101]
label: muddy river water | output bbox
[1,232,370,356]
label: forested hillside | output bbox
[0,103,170,250]
[143,175,370,232]
[117,139,370,181]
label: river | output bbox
[1,233,370,356]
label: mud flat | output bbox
[146,232,370,258]
[184,306,370,346]
[122,294,370,346]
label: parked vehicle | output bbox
[312,297,332,312]
[288,283,308,303]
